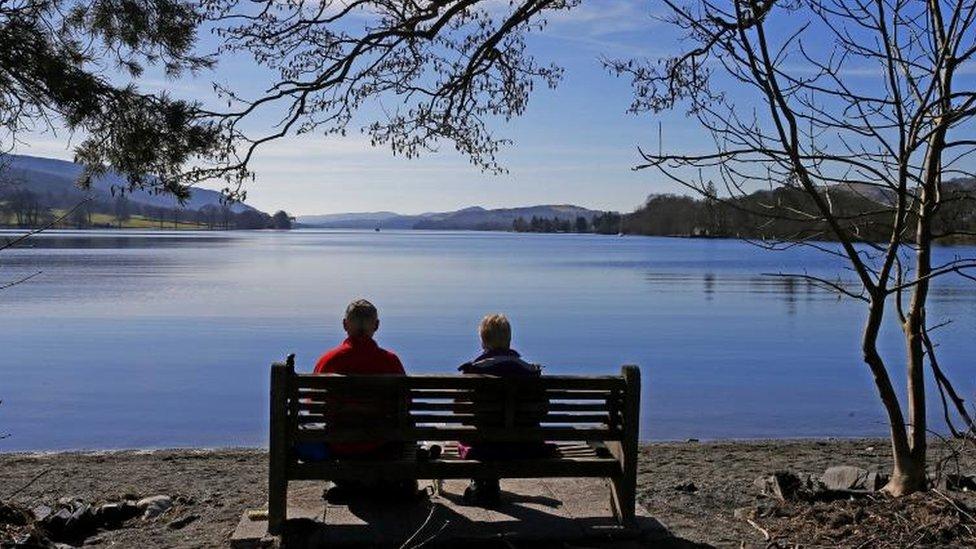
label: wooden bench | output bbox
[268,356,641,534]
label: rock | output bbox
[57,496,83,507]
[733,506,756,520]
[0,501,33,526]
[67,503,96,532]
[43,507,74,535]
[822,466,886,491]
[756,500,778,518]
[167,513,200,530]
[938,474,976,492]
[136,495,173,519]
[673,481,698,493]
[95,501,140,526]
[754,471,804,500]
[43,503,97,544]
[32,504,53,522]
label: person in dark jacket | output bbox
[458,314,553,505]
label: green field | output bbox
[1,211,211,230]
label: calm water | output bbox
[2,229,975,451]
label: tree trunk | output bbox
[887,452,928,496]
[888,46,954,495]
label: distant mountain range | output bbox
[298,205,606,231]
[0,154,257,213]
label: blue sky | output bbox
[21,1,705,216]
[19,1,974,216]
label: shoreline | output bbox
[5,438,973,547]
[6,225,976,247]
[0,435,898,457]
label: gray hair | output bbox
[345,299,378,336]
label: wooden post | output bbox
[608,364,640,527]
[268,354,294,535]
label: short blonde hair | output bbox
[479,314,511,350]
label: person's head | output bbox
[479,313,512,351]
[343,299,380,338]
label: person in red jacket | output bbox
[299,299,415,501]
[314,299,405,378]
[311,299,404,458]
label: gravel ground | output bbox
[2,439,974,547]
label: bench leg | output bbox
[609,474,636,527]
[609,364,640,528]
[268,359,293,536]
[268,477,287,535]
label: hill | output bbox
[0,154,254,213]
[297,204,604,231]
[0,154,284,229]
[297,211,421,229]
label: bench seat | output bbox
[267,358,641,534]
[290,442,622,481]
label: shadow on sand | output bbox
[279,487,714,548]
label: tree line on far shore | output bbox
[511,212,623,234]
[510,182,976,242]
[621,182,976,243]
[0,187,292,230]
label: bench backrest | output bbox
[266,359,642,532]
[271,359,640,446]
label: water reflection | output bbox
[1,230,974,450]
[647,270,833,315]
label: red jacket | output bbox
[314,336,404,375]
[313,336,404,456]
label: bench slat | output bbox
[407,402,503,412]
[403,413,612,424]
[289,457,622,481]
[298,401,616,414]
[293,425,622,443]
[293,374,625,391]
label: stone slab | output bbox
[231,478,668,548]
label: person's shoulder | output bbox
[322,344,352,360]
[377,346,405,372]
[314,344,351,373]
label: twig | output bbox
[0,197,92,252]
[854,536,877,548]
[410,520,451,549]
[746,518,771,541]
[933,489,976,524]
[399,502,445,549]
[0,270,41,291]
[7,468,51,498]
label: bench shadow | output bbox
[279,489,715,548]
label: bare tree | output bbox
[192,0,578,194]
[608,0,976,494]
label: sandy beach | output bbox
[3,438,975,547]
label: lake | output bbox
[1,229,975,451]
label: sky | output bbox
[19,1,701,216]
[16,0,975,216]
